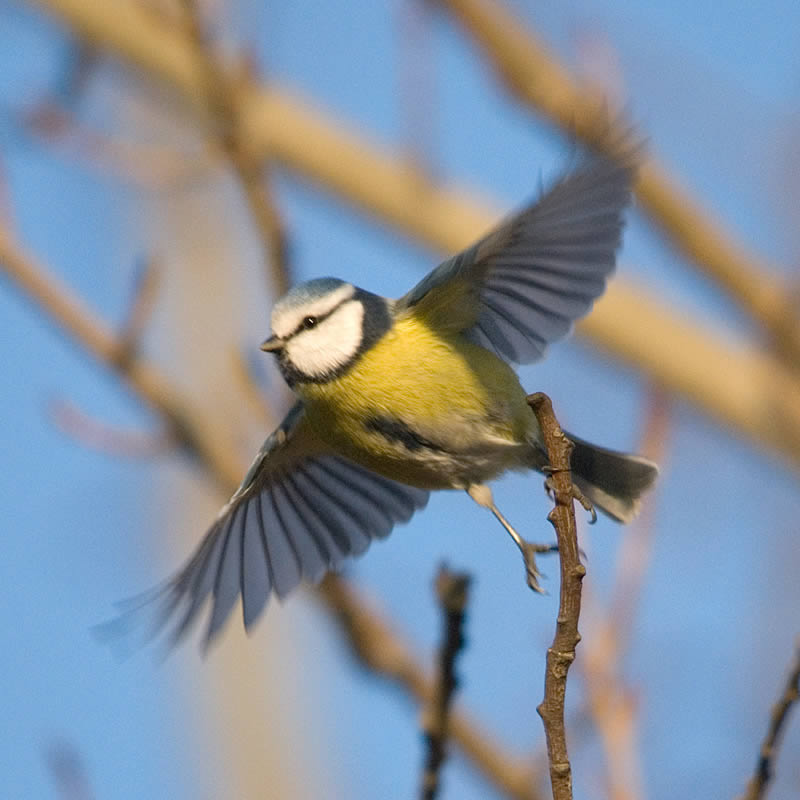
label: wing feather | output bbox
[264,484,305,599]
[205,502,244,642]
[299,462,376,554]
[399,148,637,363]
[270,482,328,583]
[98,402,429,651]
[282,473,345,565]
[241,499,271,631]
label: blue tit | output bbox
[108,150,657,649]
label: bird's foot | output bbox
[519,540,560,594]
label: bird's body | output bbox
[102,144,659,649]
[297,309,537,490]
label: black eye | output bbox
[302,316,318,330]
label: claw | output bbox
[572,483,597,524]
[520,541,561,593]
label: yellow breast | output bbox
[295,315,536,487]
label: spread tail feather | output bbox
[566,433,658,523]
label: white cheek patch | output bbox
[284,300,365,378]
[271,283,355,339]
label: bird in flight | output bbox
[103,145,657,651]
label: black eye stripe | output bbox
[289,301,344,338]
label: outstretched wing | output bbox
[98,403,429,652]
[397,150,637,363]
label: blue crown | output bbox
[275,277,350,311]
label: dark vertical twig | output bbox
[527,392,585,800]
[420,565,472,800]
[739,642,800,800]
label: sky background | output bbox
[1,0,800,798]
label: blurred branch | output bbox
[23,102,204,186]
[230,345,278,429]
[435,0,800,364]
[397,0,438,173]
[739,641,800,800]
[45,741,95,800]
[26,0,800,470]
[49,395,174,457]
[528,393,585,800]
[178,0,290,296]
[54,39,99,104]
[0,226,540,800]
[608,387,670,638]
[420,565,472,800]
[115,254,161,369]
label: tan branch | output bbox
[739,641,800,800]
[178,0,290,296]
[436,0,800,362]
[0,225,539,800]
[528,393,585,800]
[26,0,800,469]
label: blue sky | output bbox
[1,1,800,798]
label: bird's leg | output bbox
[543,470,597,524]
[466,484,557,594]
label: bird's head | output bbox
[262,277,392,385]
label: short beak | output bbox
[260,335,283,352]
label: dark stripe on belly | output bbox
[364,415,448,453]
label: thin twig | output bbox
[528,392,585,800]
[435,0,800,364]
[0,224,540,800]
[178,0,290,296]
[739,641,800,800]
[23,102,204,186]
[114,254,161,369]
[420,565,472,800]
[49,395,174,457]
